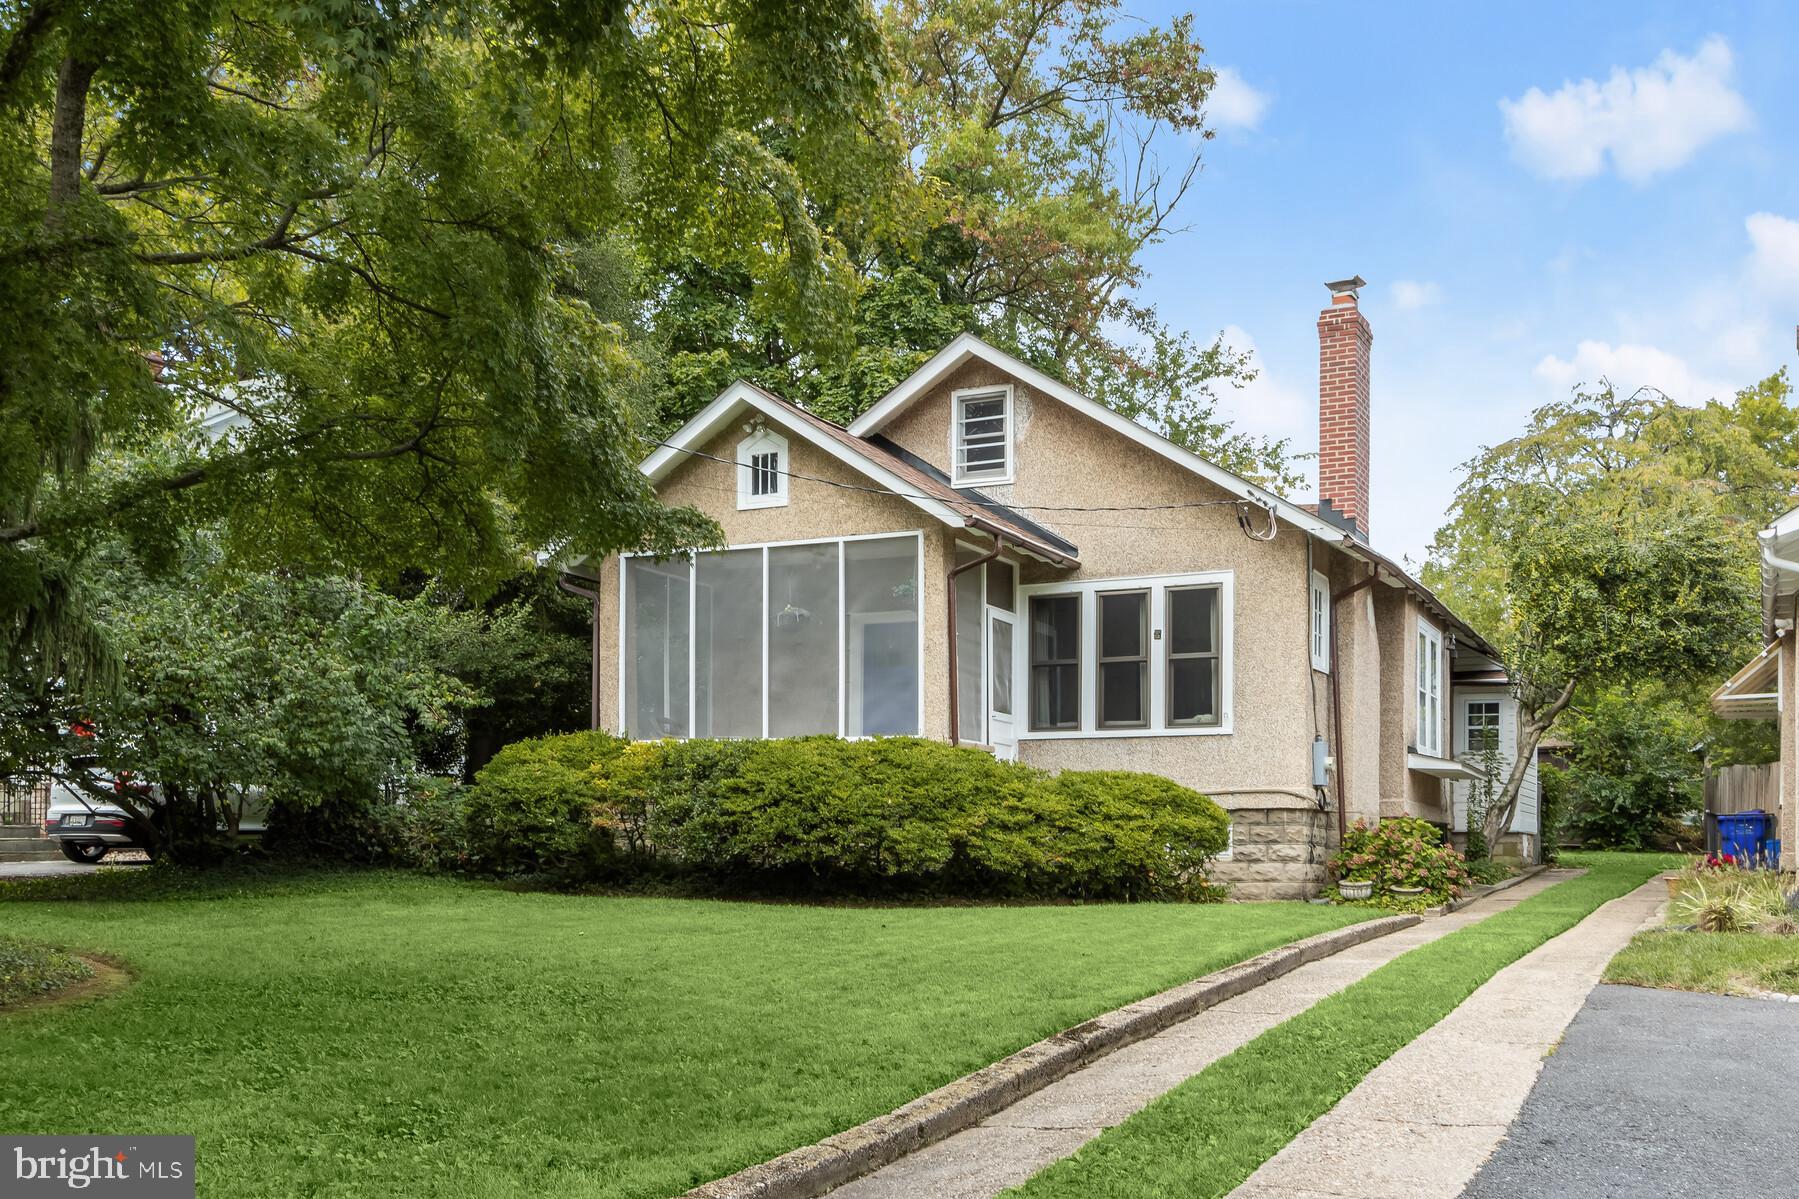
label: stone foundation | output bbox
[1449,831,1538,865]
[1212,806,1333,900]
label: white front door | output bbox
[987,609,1017,761]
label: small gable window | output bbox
[953,385,1014,485]
[736,429,788,510]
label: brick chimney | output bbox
[1317,276,1372,540]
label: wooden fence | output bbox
[1704,763,1778,854]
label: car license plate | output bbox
[64,814,89,827]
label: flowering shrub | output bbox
[1329,817,1472,904]
[1696,851,1739,872]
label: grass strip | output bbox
[1006,852,1680,1199]
[1606,928,1799,996]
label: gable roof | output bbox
[849,333,1349,546]
[640,380,1079,566]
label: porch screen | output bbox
[623,535,920,739]
[625,556,692,738]
[695,549,763,738]
[846,538,919,736]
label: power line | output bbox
[645,439,1268,517]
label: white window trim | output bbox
[950,384,1015,487]
[1310,569,1331,673]
[1416,616,1443,756]
[735,429,789,510]
[618,530,925,739]
[1017,569,1234,740]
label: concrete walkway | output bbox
[1227,875,1666,1199]
[828,870,1578,1199]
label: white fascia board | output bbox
[639,381,970,530]
[848,333,1346,545]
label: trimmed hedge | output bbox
[465,733,1230,899]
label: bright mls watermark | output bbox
[3,1137,193,1196]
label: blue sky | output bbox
[1127,1,1799,565]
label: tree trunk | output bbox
[44,54,96,230]
[1481,678,1576,854]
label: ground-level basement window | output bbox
[622,532,921,739]
[1023,570,1232,737]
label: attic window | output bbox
[736,429,788,510]
[953,385,1014,485]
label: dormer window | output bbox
[952,385,1014,486]
[736,429,788,509]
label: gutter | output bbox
[946,535,1005,746]
[1759,533,1799,641]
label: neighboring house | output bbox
[1445,650,1541,862]
[570,279,1536,897]
[1711,508,1799,868]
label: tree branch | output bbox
[0,0,65,110]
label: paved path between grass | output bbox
[0,859,149,879]
[1227,875,1666,1199]
[827,870,1577,1199]
[1459,984,1799,1199]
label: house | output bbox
[568,279,1539,897]
[1710,507,1799,867]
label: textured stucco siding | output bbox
[1311,547,1383,841]
[594,425,950,735]
[1375,590,1452,823]
[886,360,1318,805]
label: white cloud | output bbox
[1499,36,1749,182]
[1206,67,1271,132]
[1533,340,1732,403]
[1217,324,1314,491]
[1746,212,1799,300]
[1390,280,1442,311]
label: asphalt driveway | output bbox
[1462,983,1799,1198]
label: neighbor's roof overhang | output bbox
[1711,637,1781,721]
[1761,506,1799,639]
[1407,752,1480,780]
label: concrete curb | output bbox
[683,914,1421,1199]
[1436,863,1551,915]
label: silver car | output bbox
[42,781,268,863]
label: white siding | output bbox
[1450,688,1537,835]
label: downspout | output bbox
[558,573,602,732]
[947,533,1005,746]
[1329,564,1381,841]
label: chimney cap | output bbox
[1325,275,1367,297]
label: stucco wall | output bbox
[1374,590,1453,823]
[594,424,952,735]
[883,360,1320,808]
[1311,547,1384,844]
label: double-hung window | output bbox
[1465,700,1501,755]
[1028,595,1080,730]
[1310,570,1331,673]
[953,386,1013,485]
[1097,591,1149,728]
[1023,573,1230,735]
[1167,586,1221,726]
[1416,618,1443,755]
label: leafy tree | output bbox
[0,546,473,861]
[1424,377,1787,851]
[645,0,1302,489]
[1,0,892,678]
[1555,691,1704,850]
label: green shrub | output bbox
[386,777,472,872]
[464,730,628,880]
[1329,817,1471,904]
[469,732,1230,899]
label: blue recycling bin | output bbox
[1717,810,1770,864]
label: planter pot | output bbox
[1663,874,1684,900]
[1337,880,1374,901]
[1389,885,1426,898]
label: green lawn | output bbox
[1004,852,1681,1199]
[1606,928,1799,995]
[0,870,1370,1199]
